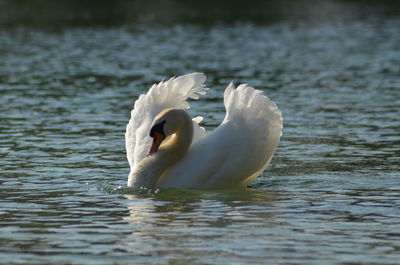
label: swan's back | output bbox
[159,83,283,189]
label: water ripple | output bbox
[1,17,400,265]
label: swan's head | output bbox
[148,108,187,155]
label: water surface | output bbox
[1,16,400,264]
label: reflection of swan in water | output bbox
[121,191,280,256]
[126,73,282,189]
[122,190,279,229]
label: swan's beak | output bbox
[148,131,165,156]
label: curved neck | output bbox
[127,112,193,188]
[160,121,193,162]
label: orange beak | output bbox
[148,131,165,156]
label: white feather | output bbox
[159,82,283,188]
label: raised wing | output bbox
[159,83,283,189]
[125,73,208,170]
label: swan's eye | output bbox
[149,120,166,137]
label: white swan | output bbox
[126,73,282,189]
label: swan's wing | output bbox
[125,73,208,170]
[192,116,206,142]
[159,83,283,189]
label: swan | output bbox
[126,73,282,189]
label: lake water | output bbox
[1,16,400,265]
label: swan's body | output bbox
[126,73,282,189]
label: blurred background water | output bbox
[0,0,400,264]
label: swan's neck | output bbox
[127,114,193,188]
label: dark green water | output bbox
[1,11,400,265]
